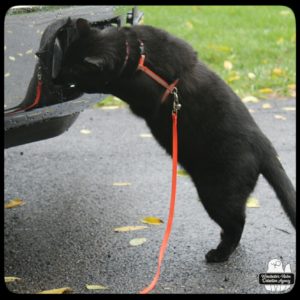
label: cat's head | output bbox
[54,18,122,93]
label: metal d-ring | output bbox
[172,87,181,113]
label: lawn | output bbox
[99,6,295,106]
[141,5,296,99]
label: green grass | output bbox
[139,5,296,100]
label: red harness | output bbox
[136,41,179,102]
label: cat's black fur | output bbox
[55,19,295,262]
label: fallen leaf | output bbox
[129,237,147,246]
[141,216,164,225]
[280,10,291,16]
[140,133,153,138]
[113,182,131,186]
[259,88,273,94]
[208,44,232,53]
[287,84,296,90]
[248,109,256,113]
[246,197,260,208]
[4,45,6,51]
[5,73,10,77]
[86,284,108,290]
[248,72,256,80]
[25,49,33,54]
[114,225,147,232]
[80,129,91,135]
[177,169,189,176]
[242,96,259,103]
[274,114,286,120]
[37,287,72,294]
[185,21,194,29]
[272,68,284,76]
[17,53,23,57]
[8,56,15,61]
[282,107,295,111]
[224,60,233,70]
[227,75,240,83]
[101,106,119,110]
[5,276,21,283]
[262,103,272,109]
[5,198,25,209]
[276,37,284,45]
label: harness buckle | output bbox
[172,88,181,113]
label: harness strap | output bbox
[137,41,179,102]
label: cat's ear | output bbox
[76,18,90,36]
[84,56,105,70]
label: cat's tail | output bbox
[261,148,296,228]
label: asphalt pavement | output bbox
[4,98,295,294]
[4,6,296,295]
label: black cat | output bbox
[54,19,295,262]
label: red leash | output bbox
[135,43,181,294]
[139,111,179,294]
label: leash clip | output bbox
[172,88,181,113]
[37,66,42,81]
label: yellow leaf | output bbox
[140,133,153,138]
[242,96,259,103]
[276,37,284,45]
[272,68,284,76]
[274,114,287,120]
[224,60,233,70]
[129,237,147,246]
[248,72,256,80]
[227,75,240,83]
[80,129,91,135]
[259,88,273,94]
[5,276,21,283]
[86,284,108,290]
[185,21,194,29]
[262,103,272,109]
[246,197,260,208]
[5,198,25,209]
[113,182,131,186]
[141,216,164,225]
[37,287,72,294]
[248,109,256,113]
[288,84,296,90]
[282,107,295,111]
[101,106,119,110]
[208,44,232,53]
[177,169,189,176]
[114,225,147,232]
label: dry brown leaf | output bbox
[5,276,21,283]
[141,216,164,225]
[5,198,25,209]
[129,237,147,246]
[37,287,72,294]
[114,225,147,232]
